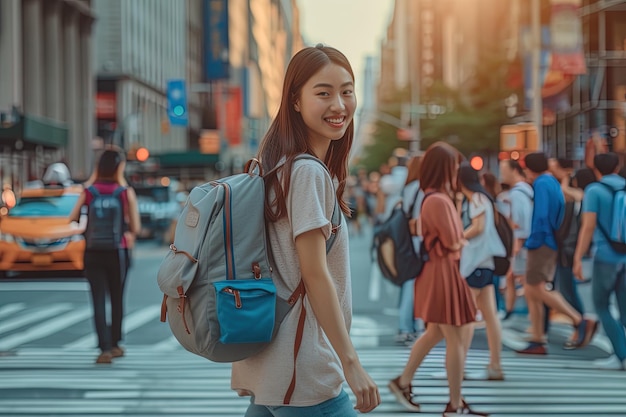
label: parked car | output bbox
[134,185,181,241]
[0,185,87,274]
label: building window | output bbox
[606,11,626,52]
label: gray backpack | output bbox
[157,155,340,401]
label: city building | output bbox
[204,0,303,173]
[93,0,192,159]
[0,0,96,189]
[552,0,626,158]
[353,56,379,159]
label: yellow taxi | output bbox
[0,185,87,273]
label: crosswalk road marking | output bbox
[0,302,26,319]
[0,306,92,351]
[1,347,625,416]
[0,303,72,334]
[64,305,163,349]
[0,302,394,352]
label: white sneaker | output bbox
[593,355,625,370]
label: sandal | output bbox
[442,399,489,416]
[388,376,420,412]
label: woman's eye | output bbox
[343,90,354,95]
[317,92,330,97]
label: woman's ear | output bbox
[294,100,301,112]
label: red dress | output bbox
[414,191,476,325]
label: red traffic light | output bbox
[470,156,484,171]
[136,147,150,162]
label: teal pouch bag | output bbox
[213,278,277,344]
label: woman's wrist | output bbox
[339,351,359,367]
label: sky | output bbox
[297,0,395,90]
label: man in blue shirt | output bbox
[517,153,598,355]
[574,153,626,370]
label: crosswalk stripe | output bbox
[502,323,615,355]
[0,281,89,292]
[0,303,72,334]
[147,334,181,351]
[1,347,625,416]
[0,302,26,319]
[0,307,91,351]
[63,305,162,349]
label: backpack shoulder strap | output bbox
[420,191,437,208]
[406,184,422,217]
[282,153,343,405]
[87,185,99,198]
[596,181,625,242]
[326,198,341,253]
[112,186,126,198]
[292,154,342,251]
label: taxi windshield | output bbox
[9,195,79,217]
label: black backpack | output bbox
[373,191,433,286]
[84,186,125,250]
[492,203,514,276]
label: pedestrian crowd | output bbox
[72,44,626,417]
[362,146,626,415]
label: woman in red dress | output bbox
[388,142,486,416]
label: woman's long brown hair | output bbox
[405,156,423,185]
[419,141,464,196]
[258,45,355,222]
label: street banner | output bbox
[203,0,230,80]
[225,87,242,146]
[550,0,586,75]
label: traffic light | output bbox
[166,79,188,127]
[136,147,150,162]
[470,155,484,171]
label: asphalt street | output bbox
[0,223,624,416]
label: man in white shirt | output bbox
[499,160,534,319]
[378,156,409,222]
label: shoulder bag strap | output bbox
[595,182,618,241]
[278,154,342,405]
[87,185,99,198]
[283,199,340,405]
[407,184,422,217]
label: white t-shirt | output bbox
[496,190,511,218]
[231,158,351,406]
[508,182,534,240]
[460,192,506,278]
[379,165,408,220]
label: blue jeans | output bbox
[592,260,626,361]
[554,265,585,315]
[245,390,356,417]
[398,278,417,333]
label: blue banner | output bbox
[203,0,230,80]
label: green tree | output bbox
[357,89,411,172]
[358,48,515,167]
[421,49,515,155]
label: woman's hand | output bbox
[295,229,380,413]
[343,359,380,413]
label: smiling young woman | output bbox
[230,45,380,417]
